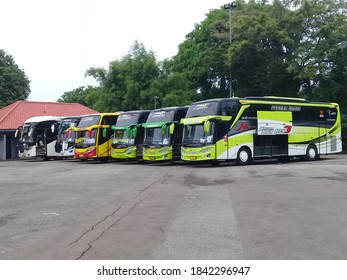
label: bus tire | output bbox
[306,144,319,161]
[236,147,252,165]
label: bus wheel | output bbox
[306,144,319,161]
[236,147,251,165]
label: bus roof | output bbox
[81,112,123,118]
[60,115,84,120]
[120,110,151,115]
[23,116,62,123]
[191,98,240,104]
[245,96,309,103]
[151,105,189,112]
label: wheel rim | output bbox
[239,150,249,163]
[308,147,316,159]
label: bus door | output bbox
[255,111,292,157]
[97,127,112,157]
[215,121,229,160]
[35,128,46,157]
[318,121,328,154]
[135,126,145,158]
[172,124,184,159]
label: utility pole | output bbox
[224,1,237,98]
[153,96,159,109]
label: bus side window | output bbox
[242,106,257,119]
[221,101,228,116]
[101,116,118,126]
[216,122,229,140]
[221,100,241,118]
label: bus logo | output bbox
[258,125,292,135]
[237,122,249,131]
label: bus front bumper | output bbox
[143,147,172,161]
[111,147,136,159]
[181,146,215,161]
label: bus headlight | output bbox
[159,148,171,154]
[126,147,136,154]
[200,147,211,153]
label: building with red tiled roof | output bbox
[0,101,98,160]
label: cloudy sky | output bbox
[1,0,229,102]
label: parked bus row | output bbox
[16,96,343,165]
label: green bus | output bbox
[142,106,188,162]
[181,96,342,165]
[110,110,151,160]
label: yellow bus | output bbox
[73,112,121,161]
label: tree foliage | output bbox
[59,0,347,116]
[0,49,30,108]
[83,41,160,112]
[173,8,231,100]
[58,86,90,106]
[228,0,300,97]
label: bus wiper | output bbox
[182,142,204,147]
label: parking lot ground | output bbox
[0,154,347,259]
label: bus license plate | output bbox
[150,157,155,160]
[190,156,197,160]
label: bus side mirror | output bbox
[102,128,107,138]
[132,127,138,138]
[51,124,55,133]
[66,129,70,138]
[28,128,33,137]
[169,123,175,135]
[15,129,19,138]
[126,127,131,137]
[162,125,167,135]
[204,121,211,133]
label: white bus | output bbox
[53,116,82,158]
[16,116,62,160]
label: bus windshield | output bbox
[116,113,140,127]
[58,119,79,140]
[146,110,175,122]
[182,123,214,147]
[113,129,135,147]
[75,129,97,148]
[66,130,77,146]
[77,116,100,128]
[20,123,35,143]
[143,127,171,147]
[185,102,219,118]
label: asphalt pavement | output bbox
[1,154,346,260]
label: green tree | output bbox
[286,0,347,102]
[228,0,300,97]
[173,8,231,100]
[58,86,90,106]
[141,72,196,109]
[0,49,30,108]
[85,41,160,112]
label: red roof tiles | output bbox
[0,101,98,130]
